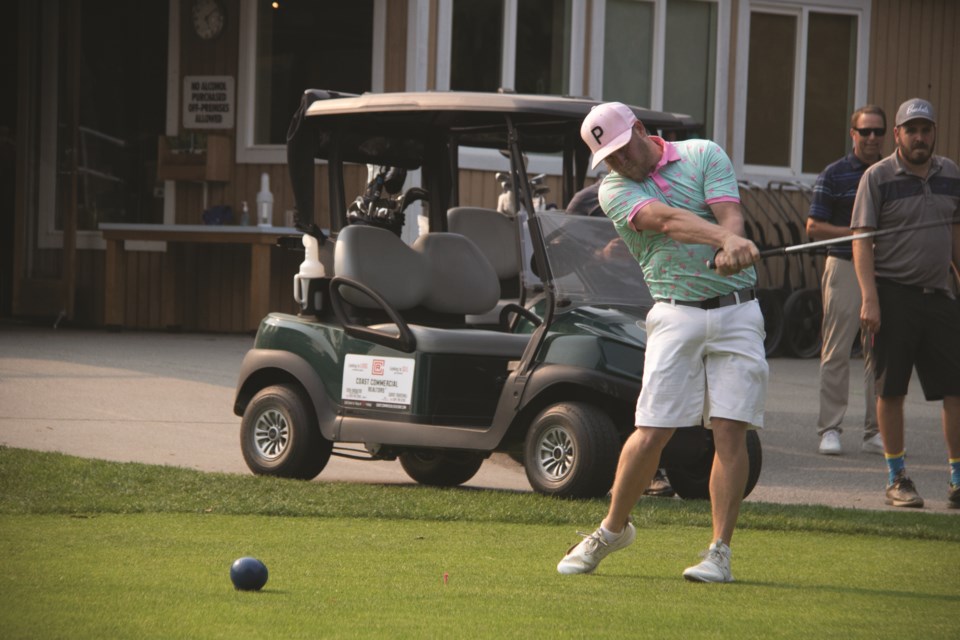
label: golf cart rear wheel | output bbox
[523,402,620,499]
[399,450,485,487]
[783,288,823,358]
[756,289,786,357]
[241,384,332,480]
[664,430,762,500]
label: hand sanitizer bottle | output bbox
[256,173,273,227]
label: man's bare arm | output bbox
[806,218,854,241]
[852,232,880,333]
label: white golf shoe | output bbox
[683,540,734,583]
[818,430,842,455]
[557,520,636,575]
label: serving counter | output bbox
[99,224,299,332]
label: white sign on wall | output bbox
[183,75,234,129]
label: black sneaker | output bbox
[949,484,960,509]
[885,471,924,508]
[643,468,676,498]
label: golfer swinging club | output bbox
[557,102,767,582]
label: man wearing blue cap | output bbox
[851,98,960,509]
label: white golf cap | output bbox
[581,102,638,169]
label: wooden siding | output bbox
[869,0,959,161]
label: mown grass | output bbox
[1,446,957,639]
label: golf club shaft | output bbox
[707,218,954,269]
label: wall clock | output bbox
[192,0,226,41]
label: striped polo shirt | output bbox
[598,137,756,301]
[808,152,871,260]
[851,151,960,290]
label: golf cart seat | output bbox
[332,224,529,357]
[447,207,522,325]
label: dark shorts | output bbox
[872,280,960,400]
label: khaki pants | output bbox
[817,256,878,438]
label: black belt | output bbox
[877,279,946,296]
[657,288,756,310]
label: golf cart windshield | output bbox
[535,212,653,311]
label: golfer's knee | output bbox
[710,419,748,457]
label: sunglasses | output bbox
[854,127,886,137]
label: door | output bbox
[13,0,168,323]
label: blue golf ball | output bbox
[230,557,268,591]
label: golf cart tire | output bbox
[399,450,485,487]
[756,288,786,357]
[241,384,332,480]
[523,402,620,499]
[664,430,762,500]
[782,288,823,359]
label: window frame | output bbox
[732,0,872,183]
[236,0,388,165]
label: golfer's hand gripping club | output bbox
[707,236,760,274]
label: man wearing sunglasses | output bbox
[807,105,887,457]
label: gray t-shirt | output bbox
[850,151,960,290]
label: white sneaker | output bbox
[557,521,636,575]
[861,433,884,455]
[818,430,842,455]
[683,540,733,583]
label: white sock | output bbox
[599,524,623,542]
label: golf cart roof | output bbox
[295,90,699,166]
[286,89,701,231]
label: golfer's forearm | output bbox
[634,202,736,248]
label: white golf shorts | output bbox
[635,299,768,429]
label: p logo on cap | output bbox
[581,102,638,169]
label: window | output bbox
[591,0,725,141]
[37,0,168,248]
[253,1,373,145]
[664,0,717,139]
[449,0,502,91]
[602,0,654,108]
[736,0,869,179]
[437,0,583,172]
[238,0,385,163]
[441,0,577,95]
[515,0,574,95]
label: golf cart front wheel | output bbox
[523,402,620,499]
[241,384,332,480]
[399,450,485,486]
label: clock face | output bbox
[192,0,226,40]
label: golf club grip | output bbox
[706,247,784,270]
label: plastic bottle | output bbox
[256,173,273,227]
[293,233,326,310]
[240,201,250,226]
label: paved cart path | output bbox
[1,324,954,513]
